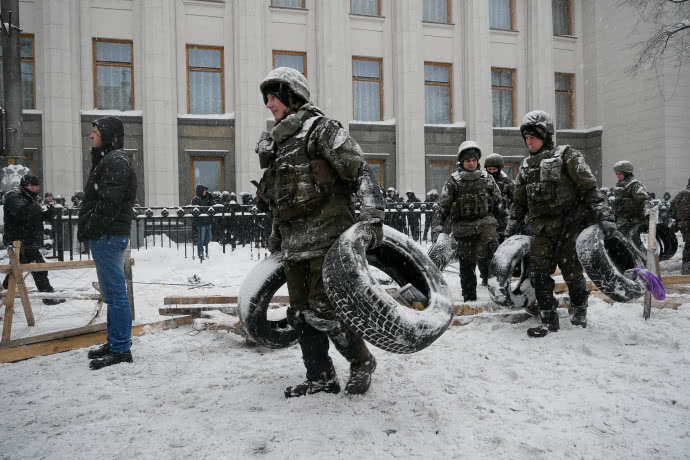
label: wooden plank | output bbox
[1,272,17,344]
[554,280,597,293]
[163,295,291,305]
[0,258,134,273]
[9,243,34,327]
[659,275,690,285]
[7,292,102,301]
[0,316,194,363]
[159,306,239,317]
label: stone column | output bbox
[392,0,425,194]
[462,0,493,153]
[41,0,82,196]
[314,0,351,125]
[141,0,178,206]
[525,0,555,116]
[233,0,266,196]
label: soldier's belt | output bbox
[278,197,324,222]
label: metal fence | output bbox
[44,202,441,260]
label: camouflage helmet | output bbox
[260,67,310,106]
[484,153,504,169]
[457,140,482,163]
[613,160,634,174]
[520,110,554,141]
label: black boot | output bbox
[329,325,376,395]
[682,262,690,276]
[527,272,559,337]
[569,304,587,328]
[459,260,477,301]
[87,343,110,359]
[285,329,340,398]
[89,351,133,370]
[566,278,589,328]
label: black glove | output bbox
[599,220,617,239]
[504,219,519,238]
[360,208,385,249]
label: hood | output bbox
[92,116,125,151]
[195,185,208,197]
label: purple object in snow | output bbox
[632,267,666,300]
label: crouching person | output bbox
[255,68,385,397]
[79,116,137,369]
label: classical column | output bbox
[392,0,425,194]
[233,0,267,196]
[314,0,351,125]
[41,0,82,196]
[525,0,555,116]
[462,0,493,154]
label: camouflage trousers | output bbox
[455,225,498,299]
[680,222,690,268]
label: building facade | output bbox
[6,0,689,205]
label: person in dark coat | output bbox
[671,178,690,274]
[2,174,64,305]
[191,184,214,261]
[79,116,137,370]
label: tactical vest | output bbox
[520,145,578,217]
[613,178,644,220]
[674,190,690,221]
[258,115,350,222]
[449,170,493,221]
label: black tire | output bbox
[487,235,536,309]
[638,223,678,261]
[238,254,298,349]
[427,232,457,271]
[576,225,646,303]
[323,223,453,354]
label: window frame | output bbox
[190,155,225,196]
[92,37,135,110]
[491,67,516,127]
[352,56,383,121]
[489,0,515,31]
[555,72,575,129]
[553,0,573,36]
[423,0,452,25]
[366,159,385,186]
[350,0,381,17]
[271,0,305,8]
[186,44,225,114]
[424,61,453,124]
[20,33,36,109]
[272,50,307,77]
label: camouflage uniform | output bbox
[439,141,504,301]
[671,179,690,274]
[659,193,672,226]
[612,161,649,248]
[255,67,385,397]
[506,111,613,331]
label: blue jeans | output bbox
[90,235,132,353]
[197,224,212,256]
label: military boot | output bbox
[682,262,690,276]
[329,325,376,395]
[285,331,340,398]
[459,260,478,301]
[569,304,587,328]
[528,272,559,337]
[566,278,589,328]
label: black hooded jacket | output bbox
[191,185,214,225]
[3,186,50,248]
[78,117,137,241]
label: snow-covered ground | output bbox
[1,236,689,459]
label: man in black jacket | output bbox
[78,116,137,370]
[191,184,214,261]
[2,174,64,305]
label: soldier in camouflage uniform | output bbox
[478,153,514,285]
[612,160,649,249]
[255,67,385,397]
[439,141,504,301]
[505,111,615,335]
[659,192,672,226]
[671,178,690,274]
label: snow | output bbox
[177,113,236,120]
[1,236,689,459]
[80,109,144,117]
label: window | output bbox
[191,156,224,195]
[272,50,306,76]
[429,160,455,194]
[351,0,380,16]
[0,34,36,109]
[491,68,515,127]
[366,159,385,186]
[423,0,450,24]
[555,72,574,129]
[489,0,514,31]
[271,0,304,8]
[424,63,452,124]
[93,38,134,110]
[352,57,382,121]
[552,0,572,36]
[187,45,224,114]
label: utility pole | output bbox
[0,0,24,165]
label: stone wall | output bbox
[349,122,396,189]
